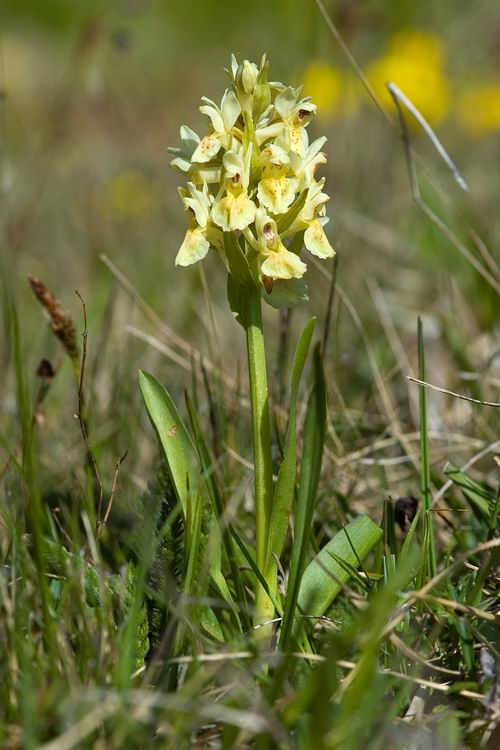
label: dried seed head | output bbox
[36,358,56,379]
[394,496,418,532]
[28,275,79,362]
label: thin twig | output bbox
[312,258,419,472]
[75,291,104,526]
[163,651,488,705]
[410,592,499,623]
[98,450,128,536]
[201,361,222,460]
[100,253,238,390]
[75,291,126,536]
[387,86,500,296]
[386,82,468,192]
[407,376,500,408]
[315,0,500,290]
[314,0,393,126]
[469,229,500,283]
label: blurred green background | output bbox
[1,0,499,502]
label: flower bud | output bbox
[241,60,259,94]
[252,56,271,119]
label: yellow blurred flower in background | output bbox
[457,84,500,137]
[366,31,450,125]
[302,61,360,120]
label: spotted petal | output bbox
[192,134,222,163]
[304,218,335,259]
[258,173,297,215]
[212,191,256,232]
[255,122,284,146]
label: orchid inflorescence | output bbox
[169,55,334,299]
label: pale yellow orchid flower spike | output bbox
[168,54,334,307]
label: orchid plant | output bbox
[169,55,335,632]
[140,57,380,645]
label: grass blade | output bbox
[229,527,282,617]
[185,393,249,630]
[279,343,326,651]
[266,318,316,585]
[417,317,436,580]
[445,463,496,523]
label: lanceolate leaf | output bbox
[138,370,199,523]
[296,515,382,626]
[266,318,316,583]
[279,343,326,650]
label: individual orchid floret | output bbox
[168,125,201,173]
[257,144,298,215]
[291,136,327,190]
[212,147,256,232]
[176,182,218,267]
[285,179,334,259]
[191,89,241,163]
[169,125,221,185]
[256,208,307,281]
[274,87,317,156]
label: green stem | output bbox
[244,286,274,628]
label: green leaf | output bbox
[444,463,495,522]
[266,318,315,581]
[279,343,326,650]
[138,370,199,523]
[418,317,436,580]
[276,190,307,234]
[262,277,309,310]
[328,550,371,592]
[227,274,247,328]
[242,111,262,184]
[230,527,282,616]
[224,231,254,288]
[296,515,382,625]
[399,509,423,586]
[199,605,225,642]
[185,394,248,630]
[173,486,204,657]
